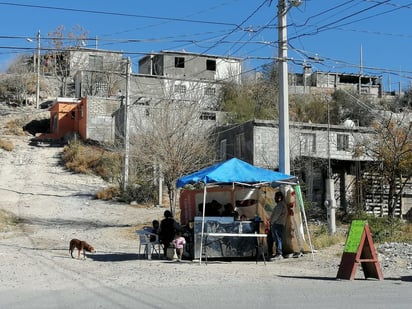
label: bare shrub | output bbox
[63,140,122,182]
[96,186,120,200]
[4,120,26,136]
[0,138,14,151]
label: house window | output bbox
[235,133,245,159]
[174,57,185,68]
[301,133,316,154]
[220,139,227,161]
[95,81,108,94]
[204,87,216,96]
[200,112,216,121]
[337,134,349,151]
[174,84,187,94]
[206,59,216,71]
[89,55,103,71]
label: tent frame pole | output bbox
[199,183,207,264]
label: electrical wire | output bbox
[0,2,238,28]
[1,0,412,85]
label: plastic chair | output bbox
[136,229,162,259]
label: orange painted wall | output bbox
[48,101,79,139]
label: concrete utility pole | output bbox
[359,44,363,95]
[278,0,290,175]
[36,30,40,109]
[325,99,336,235]
[278,0,301,174]
[123,57,131,191]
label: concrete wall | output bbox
[127,74,222,111]
[85,96,121,142]
[138,51,242,84]
[214,120,377,211]
[216,120,374,170]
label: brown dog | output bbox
[69,239,95,259]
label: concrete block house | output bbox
[213,119,412,218]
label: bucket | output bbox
[166,247,178,260]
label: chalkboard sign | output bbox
[336,220,383,280]
[343,220,366,253]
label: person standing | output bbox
[269,191,287,260]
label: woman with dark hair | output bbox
[158,210,180,256]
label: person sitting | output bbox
[172,231,186,261]
[158,210,180,256]
[222,203,234,216]
[148,220,159,242]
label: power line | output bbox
[288,0,391,41]
[201,0,269,55]
[98,0,242,38]
[0,2,239,28]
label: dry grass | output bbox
[63,141,122,182]
[0,138,14,151]
[309,224,347,250]
[308,220,412,252]
[4,119,26,136]
[96,186,120,200]
[0,209,19,231]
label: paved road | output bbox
[0,262,411,309]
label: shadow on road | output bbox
[279,274,412,282]
[278,275,338,281]
[383,276,412,282]
[16,216,132,229]
[89,252,140,262]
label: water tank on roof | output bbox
[343,119,356,128]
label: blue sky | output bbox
[1,0,411,92]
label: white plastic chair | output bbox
[136,229,162,259]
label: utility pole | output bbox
[36,30,40,109]
[325,98,336,235]
[278,1,302,174]
[123,57,131,191]
[278,0,290,175]
[359,44,363,95]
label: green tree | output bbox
[396,86,412,110]
[330,89,375,126]
[219,62,279,123]
[289,94,328,123]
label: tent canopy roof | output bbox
[176,158,297,188]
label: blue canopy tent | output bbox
[177,157,297,188]
[176,158,312,263]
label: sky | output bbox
[0,0,411,92]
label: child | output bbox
[149,220,159,242]
[172,231,186,261]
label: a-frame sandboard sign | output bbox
[336,220,383,280]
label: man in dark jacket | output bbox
[158,210,180,256]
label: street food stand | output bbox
[176,158,312,263]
